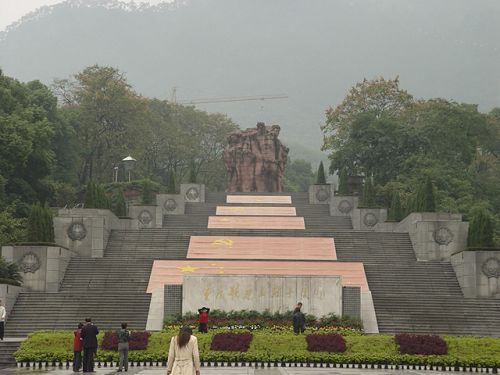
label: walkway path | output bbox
[0,367,454,375]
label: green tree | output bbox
[413,177,436,212]
[337,169,349,195]
[284,159,315,192]
[0,210,26,246]
[141,179,155,205]
[27,203,54,243]
[188,161,197,184]
[85,181,110,209]
[468,208,494,247]
[54,65,147,184]
[316,161,327,184]
[388,191,404,221]
[361,176,376,207]
[322,76,413,153]
[112,188,127,217]
[166,171,176,194]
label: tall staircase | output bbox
[5,191,500,338]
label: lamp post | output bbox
[122,156,137,182]
[113,166,119,183]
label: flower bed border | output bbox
[15,360,499,373]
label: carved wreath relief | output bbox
[482,258,500,278]
[315,187,330,202]
[19,252,41,273]
[164,198,177,212]
[138,210,153,225]
[363,212,378,227]
[338,199,353,214]
[433,227,454,246]
[67,222,87,241]
[185,187,200,201]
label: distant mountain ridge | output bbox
[1,0,499,163]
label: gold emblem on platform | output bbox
[178,265,198,273]
[211,239,234,248]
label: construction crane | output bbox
[170,88,288,105]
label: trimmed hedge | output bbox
[210,332,252,352]
[306,333,346,353]
[101,331,151,351]
[14,330,500,368]
[396,334,447,355]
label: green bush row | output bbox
[14,330,500,367]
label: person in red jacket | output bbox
[197,307,210,333]
[73,322,83,372]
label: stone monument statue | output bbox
[223,122,289,192]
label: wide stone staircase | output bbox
[4,191,500,338]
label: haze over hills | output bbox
[1,0,499,164]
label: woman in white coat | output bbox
[167,326,201,375]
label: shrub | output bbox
[112,188,127,217]
[395,334,447,355]
[0,257,22,286]
[337,168,349,195]
[141,179,155,205]
[210,332,253,352]
[27,203,54,243]
[101,331,151,351]
[166,171,176,194]
[306,333,346,353]
[316,161,327,184]
[361,176,376,207]
[468,208,495,247]
[85,181,110,209]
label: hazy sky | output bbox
[0,0,167,31]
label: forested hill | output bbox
[1,0,499,162]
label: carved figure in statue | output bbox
[223,122,289,192]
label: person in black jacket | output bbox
[292,307,305,335]
[81,318,99,372]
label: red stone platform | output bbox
[208,216,305,229]
[216,206,297,216]
[187,236,336,260]
[147,260,368,293]
[226,195,292,204]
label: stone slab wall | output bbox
[1,246,74,292]
[308,184,333,205]
[180,184,205,203]
[146,285,164,331]
[451,250,500,298]
[0,284,21,318]
[182,275,342,318]
[54,208,125,258]
[128,205,158,229]
[361,290,379,333]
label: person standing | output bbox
[197,307,210,333]
[292,307,305,335]
[81,318,99,373]
[167,326,201,375]
[0,300,5,341]
[73,323,84,372]
[117,322,130,372]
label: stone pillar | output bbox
[1,245,74,292]
[396,213,468,261]
[128,205,159,229]
[54,208,122,258]
[451,250,500,298]
[308,184,333,204]
[180,184,205,203]
[330,195,359,217]
[351,208,388,231]
[155,194,185,227]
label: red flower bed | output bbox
[306,333,346,352]
[395,334,448,355]
[101,331,151,351]
[210,332,253,352]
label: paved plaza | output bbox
[0,368,455,375]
